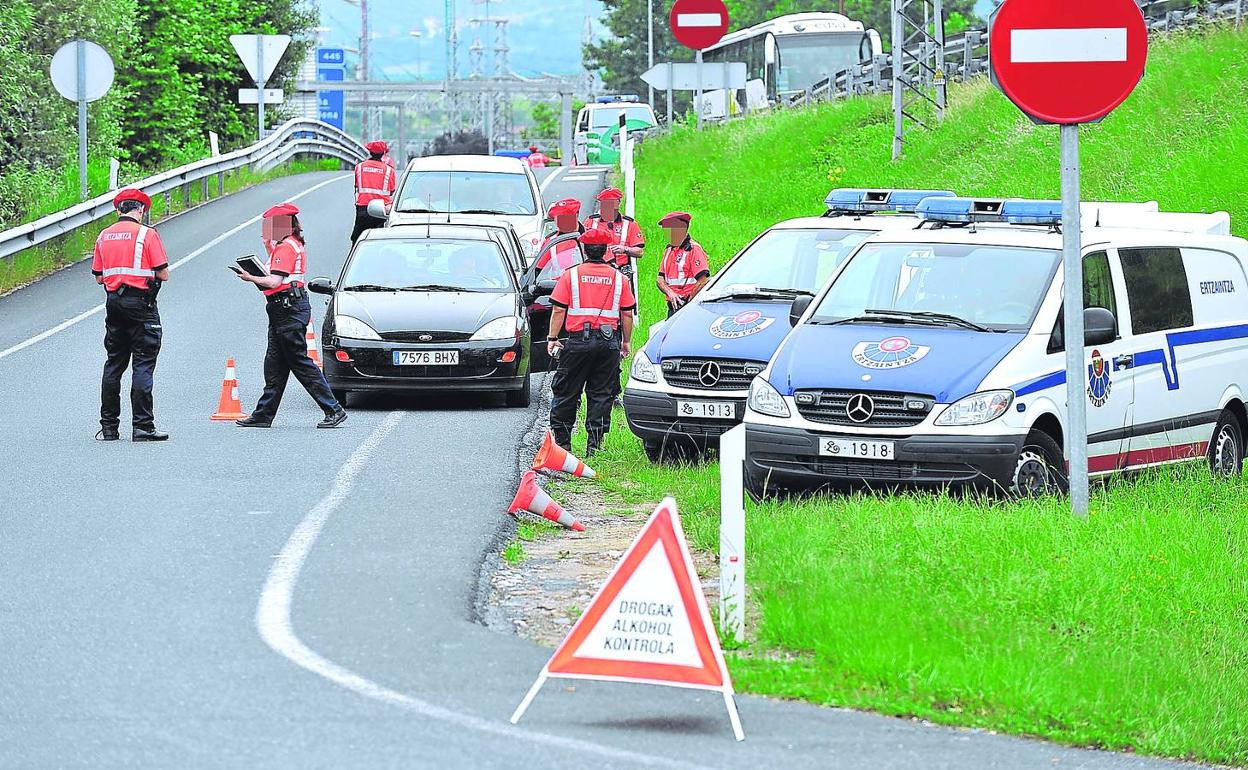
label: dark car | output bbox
[308,226,571,407]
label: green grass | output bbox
[566,23,1248,764]
[0,158,341,295]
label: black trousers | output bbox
[550,331,621,450]
[101,291,162,432]
[252,293,340,421]
[350,205,381,243]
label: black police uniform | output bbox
[101,281,163,436]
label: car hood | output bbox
[770,323,1027,403]
[643,299,795,364]
[386,212,542,238]
[335,290,515,334]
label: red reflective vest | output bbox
[91,218,169,292]
[551,261,637,331]
[527,152,551,168]
[535,232,583,275]
[584,213,644,268]
[354,159,396,206]
[659,238,710,299]
[263,237,307,297]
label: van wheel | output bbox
[1208,410,1244,477]
[1011,431,1067,497]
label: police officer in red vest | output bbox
[583,187,644,274]
[234,203,347,429]
[527,145,551,168]
[547,228,637,456]
[534,198,585,276]
[656,211,711,317]
[91,188,170,441]
[351,141,397,243]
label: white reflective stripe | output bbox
[383,166,393,192]
[102,267,156,278]
[357,187,390,195]
[666,277,696,286]
[569,265,581,310]
[132,226,149,270]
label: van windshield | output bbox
[395,171,537,215]
[704,228,872,299]
[810,242,1060,331]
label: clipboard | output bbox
[234,255,269,277]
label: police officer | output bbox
[534,198,585,276]
[527,145,551,168]
[234,203,348,429]
[656,211,711,317]
[91,188,170,442]
[547,228,637,457]
[351,141,396,243]
[583,187,644,274]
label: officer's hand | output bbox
[621,340,631,358]
[546,339,562,357]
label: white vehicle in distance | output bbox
[745,197,1248,499]
[574,96,659,166]
[371,155,546,263]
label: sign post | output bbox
[669,0,729,130]
[50,40,114,201]
[718,424,745,645]
[989,0,1147,517]
[231,34,292,142]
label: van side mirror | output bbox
[308,277,335,295]
[366,199,388,220]
[789,295,814,326]
[1084,307,1117,346]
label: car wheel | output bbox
[1010,430,1067,497]
[505,376,531,408]
[332,389,350,408]
[1208,409,1244,477]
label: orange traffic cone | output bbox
[306,319,323,369]
[532,431,596,478]
[211,358,249,421]
[508,471,585,531]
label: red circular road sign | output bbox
[989,0,1147,125]
[669,0,729,51]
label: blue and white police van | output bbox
[623,189,954,462]
[744,197,1248,497]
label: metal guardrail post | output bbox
[201,176,209,202]
[181,183,190,210]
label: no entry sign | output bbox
[989,0,1147,125]
[669,0,729,51]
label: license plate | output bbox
[818,438,895,460]
[676,400,735,419]
[393,350,459,366]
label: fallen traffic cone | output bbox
[210,358,249,421]
[306,319,323,369]
[508,471,585,531]
[532,431,596,478]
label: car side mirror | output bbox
[308,277,335,295]
[1084,306,1117,346]
[534,278,557,298]
[366,199,387,220]
[789,295,814,326]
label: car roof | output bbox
[405,154,528,174]
[357,225,498,243]
[862,222,1247,252]
[769,214,922,232]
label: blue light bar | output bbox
[889,189,956,213]
[916,197,1007,223]
[596,94,641,103]
[825,188,957,215]
[1001,199,1062,225]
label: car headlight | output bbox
[630,351,660,383]
[747,377,790,418]
[470,316,519,341]
[935,390,1014,426]
[335,314,381,340]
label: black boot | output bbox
[132,428,169,442]
[96,427,120,442]
[317,408,348,429]
[236,415,273,428]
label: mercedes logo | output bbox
[418,334,433,342]
[846,393,875,423]
[697,361,722,387]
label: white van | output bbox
[744,197,1248,497]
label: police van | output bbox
[574,96,658,166]
[744,197,1248,497]
[623,189,954,462]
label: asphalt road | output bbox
[0,167,1187,769]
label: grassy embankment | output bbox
[0,158,341,295]
[555,25,1248,764]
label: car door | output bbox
[523,233,585,373]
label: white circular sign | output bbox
[50,40,115,102]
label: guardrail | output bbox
[0,118,367,261]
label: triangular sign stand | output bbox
[509,497,744,741]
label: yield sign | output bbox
[230,34,292,85]
[989,0,1147,125]
[510,497,743,740]
[669,0,729,51]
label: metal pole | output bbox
[486,89,494,155]
[1060,124,1089,518]
[76,40,89,201]
[891,0,903,160]
[559,91,572,164]
[666,62,673,125]
[934,0,946,120]
[257,43,266,142]
[718,424,746,645]
[361,0,371,138]
[646,0,655,109]
[695,49,703,130]
[398,103,408,165]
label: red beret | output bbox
[659,211,692,227]
[529,145,539,152]
[579,228,614,246]
[113,188,151,209]
[263,202,300,218]
[366,141,389,154]
[548,198,582,217]
[596,187,623,202]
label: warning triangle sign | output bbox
[511,497,743,739]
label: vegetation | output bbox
[576,24,1248,763]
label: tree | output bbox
[424,129,489,156]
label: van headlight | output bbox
[935,390,1014,426]
[335,314,381,340]
[630,351,660,383]
[520,232,542,258]
[470,316,519,341]
[747,377,790,418]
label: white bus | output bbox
[702,12,884,106]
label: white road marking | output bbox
[256,410,712,770]
[1011,27,1127,63]
[0,174,350,362]
[676,13,723,27]
[538,167,567,196]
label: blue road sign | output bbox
[317,66,345,130]
[317,47,346,67]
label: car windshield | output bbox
[395,171,536,216]
[589,106,656,129]
[342,239,513,292]
[775,33,868,93]
[704,228,872,298]
[810,242,1060,331]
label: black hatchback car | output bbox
[309,226,574,407]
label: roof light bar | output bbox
[824,188,956,215]
[915,197,1008,223]
[596,94,641,103]
[1001,199,1063,225]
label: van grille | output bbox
[794,389,934,428]
[661,358,765,391]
